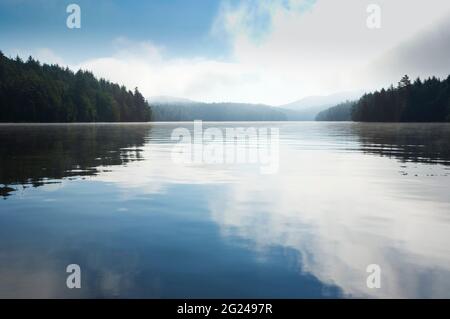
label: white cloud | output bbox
[12,0,450,104]
[216,0,450,99]
[86,124,450,298]
[74,40,261,103]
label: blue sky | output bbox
[1,0,449,104]
[0,0,228,63]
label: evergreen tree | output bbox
[0,53,152,122]
[352,75,450,122]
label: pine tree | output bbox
[0,54,152,122]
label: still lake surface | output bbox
[0,122,449,298]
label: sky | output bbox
[1,0,450,105]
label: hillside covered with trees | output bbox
[315,101,355,121]
[352,75,450,122]
[150,100,288,121]
[0,52,151,122]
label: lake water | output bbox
[0,122,449,298]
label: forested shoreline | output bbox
[352,75,450,122]
[151,101,289,121]
[2,51,449,124]
[315,101,354,121]
[0,52,151,122]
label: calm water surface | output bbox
[0,122,449,298]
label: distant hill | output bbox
[315,101,355,121]
[149,98,289,121]
[280,91,362,111]
[275,92,361,121]
[149,94,361,122]
[279,105,332,121]
[148,96,196,105]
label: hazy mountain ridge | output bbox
[150,99,289,121]
[279,91,362,110]
[149,92,362,121]
[148,96,197,105]
[315,101,355,121]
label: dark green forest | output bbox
[352,75,450,122]
[2,51,449,124]
[0,52,151,122]
[315,101,354,121]
[151,101,288,121]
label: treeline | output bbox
[352,75,450,122]
[151,101,288,121]
[0,52,151,122]
[315,101,354,121]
